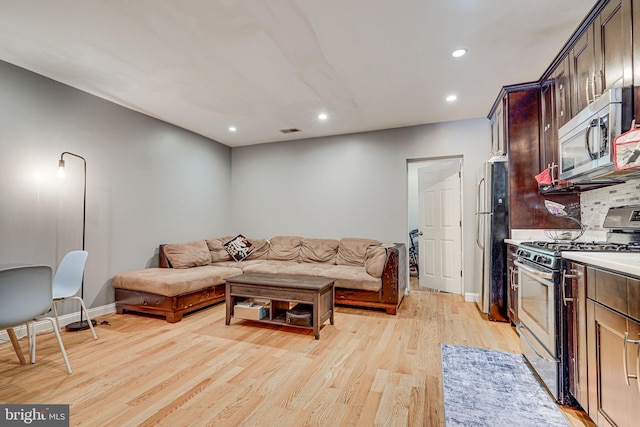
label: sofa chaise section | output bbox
[113,245,243,322]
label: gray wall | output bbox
[230,119,491,295]
[0,61,232,311]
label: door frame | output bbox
[406,156,464,294]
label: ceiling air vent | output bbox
[280,128,301,134]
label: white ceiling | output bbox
[0,0,597,147]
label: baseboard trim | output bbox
[464,292,479,303]
[0,303,116,342]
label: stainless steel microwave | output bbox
[558,88,622,183]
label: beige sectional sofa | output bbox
[113,235,406,323]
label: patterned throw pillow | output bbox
[223,234,256,262]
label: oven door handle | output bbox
[514,260,554,280]
[516,323,551,361]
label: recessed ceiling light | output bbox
[318,113,328,120]
[228,126,237,132]
[446,95,457,102]
[451,48,467,58]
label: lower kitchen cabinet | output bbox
[586,267,640,427]
[565,261,588,411]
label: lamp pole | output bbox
[57,151,93,331]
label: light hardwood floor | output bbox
[0,291,595,426]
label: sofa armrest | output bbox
[380,243,407,303]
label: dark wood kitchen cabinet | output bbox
[490,85,580,230]
[540,55,571,180]
[568,0,631,115]
[564,261,588,411]
[587,266,640,427]
[506,243,518,325]
[490,98,505,157]
[540,77,556,173]
[553,55,572,131]
[569,28,596,115]
[592,0,633,93]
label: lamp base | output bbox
[65,320,97,332]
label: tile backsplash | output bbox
[580,178,640,230]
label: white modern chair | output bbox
[0,265,72,374]
[52,250,98,340]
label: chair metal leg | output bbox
[72,296,98,340]
[44,317,72,374]
[51,301,62,332]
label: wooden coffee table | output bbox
[225,273,335,339]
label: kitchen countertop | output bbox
[561,252,640,278]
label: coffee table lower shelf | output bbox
[225,273,335,340]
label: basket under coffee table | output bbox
[225,273,335,339]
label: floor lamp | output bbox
[57,151,95,332]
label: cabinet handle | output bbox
[549,163,558,185]
[558,84,565,117]
[623,332,640,390]
[510,266,519,290]
[561,270,575,306]
[593,71,602,100]
[585,77,592,105]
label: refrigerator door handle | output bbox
[475,177,486,249]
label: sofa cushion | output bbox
[206,236,234,262]
[365,246,387,278]
[336,238,381,267]
[214,259,266,269]
[239,261,381,292]
[265,262,336,276]
[163,240,211,269]
[318,265,382,292]
[268,236,303,261]
[300,238,339,264]
[113,266,242,297]
[246,238,269,260]
[241,261,300,275]
[223,234,256,261]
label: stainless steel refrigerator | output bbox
[474,156,508,321]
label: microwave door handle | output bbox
[599,117,608,158]
[585,118,598,160]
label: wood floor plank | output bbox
[0,291,595,426]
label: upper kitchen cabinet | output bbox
[569,28,596,115]
[593,0,633,93]
[554,56,572,130]
[539,55,571,177]
[490,97,506,157]
[569,0,632,116]
[540,77,556,172]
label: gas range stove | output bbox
[516,205,640,270]
[519,240,640,254]
[516,240,640,270]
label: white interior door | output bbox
[418,162,462,294]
